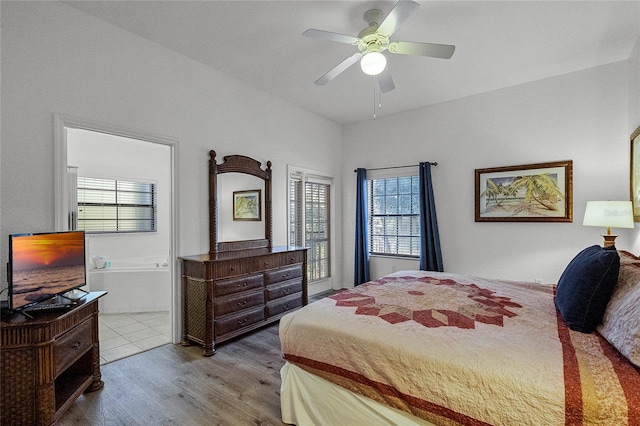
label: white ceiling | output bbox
[64,1,640,125]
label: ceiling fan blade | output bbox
[315,53,363,86]
[302,29,359,45]
[376,68,395,93]
[388,41,455,59]
[377,0,420,37]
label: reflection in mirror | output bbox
[218,173,265,242]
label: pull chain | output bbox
[372,76,383,120]
[373,76,377,119]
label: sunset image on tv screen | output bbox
[11,231,85,309]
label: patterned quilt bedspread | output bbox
[279,271,640,425]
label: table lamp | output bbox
[583,201,634,247]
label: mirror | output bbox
[217,173,265,241]
[209,151,272,253]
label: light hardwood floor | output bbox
[58,321,288,425]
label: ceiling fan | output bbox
[303,0,455,93]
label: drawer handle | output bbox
[237,318,248,325]
[283,304,290,310]
[283,272,290,278]
[72,341,82,351]
[264,261,269,266]
[237,282,248,288]
[237,300,248,307]
[282,288,290,295]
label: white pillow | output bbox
[597,250,640,367]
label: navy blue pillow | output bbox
[555,245,620,333]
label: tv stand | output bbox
[1,291,106,425]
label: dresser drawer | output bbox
[215,307,265,336]
[54,319,93,377]
[214,290,265,317]
[213,259,250,278]
[265,280,302,301]
[264,265,303,285]
[214,274,263,297]
[266,294,303,318]
[250,254,280,272]
[280,250,305,266]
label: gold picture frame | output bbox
[475,160,573,222]
[630,125,640,222]
[233,189,261,221]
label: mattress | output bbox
[281,361,434,425]
[279,271,640,425]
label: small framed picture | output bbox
[475,160,573,222]
[233,189,261,221]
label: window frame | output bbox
[367,169,421,259]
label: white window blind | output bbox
[304,180,330,281]
[289,173,303,247]
[289,170,331,282]
[77,177,157,233]
[368,175,420,257]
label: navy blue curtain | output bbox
[419,162,444,271]
[354,168,370,285]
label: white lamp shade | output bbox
[583,201,634,229]
[360,52,387,76]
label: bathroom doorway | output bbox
[54,115,178,363]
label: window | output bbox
[289,171,331,282]
[368,175,420,257]
[289,177,303,247]
[77,177,157,233]
[305,181,330,281]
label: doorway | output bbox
[54,114,178,363]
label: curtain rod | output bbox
[353,162,437,173]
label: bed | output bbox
[279,248,640,425]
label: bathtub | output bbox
[87,257,171,314]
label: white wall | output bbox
[0,2,343,292]
[629,38,640,136]
[343,61,632,285]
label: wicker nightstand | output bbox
[1,292,106,425]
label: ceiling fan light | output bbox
[360,51,387,75]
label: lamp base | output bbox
[601,234,618,248]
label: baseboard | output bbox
[308,280,332,296]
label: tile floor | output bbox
[98,311,171,365]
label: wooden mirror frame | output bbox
[209,150,273,254]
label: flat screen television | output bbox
[8,230,86,310]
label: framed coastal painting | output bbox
[475,160,573,222]
[631,125,640,222]
[233,189,261,221]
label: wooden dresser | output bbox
[179,246,307,356]
[0,291,106,425]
